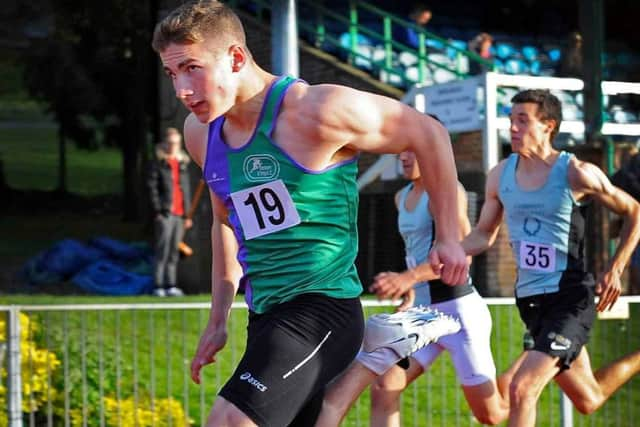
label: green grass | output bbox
[2,299,639,426]
[1,124,122,195]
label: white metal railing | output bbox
[2,297,640,427]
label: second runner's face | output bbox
[160,41,237,123]
[509,102,551,155]
[399,151,421,180]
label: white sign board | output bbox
[423,77,481,133]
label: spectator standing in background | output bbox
[394,3,433,49]
[468,32,494,75]
[557,31,583,78]
[147,127,193,297]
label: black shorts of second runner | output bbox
[219,293,364,427]
[516,284,596,370]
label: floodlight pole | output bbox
[272,0,300,77]
[579,0,605,143]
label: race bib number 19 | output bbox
[519,240,556,272]
[230,180,301,240]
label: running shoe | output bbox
[362,306,461,359]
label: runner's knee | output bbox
[469,405,505,426]
[207,399,257,427]
[509,376,541,410]
[371,375,405,411]
[570,391,601,415]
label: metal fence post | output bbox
[560,390,573,427]
[7,307,23,427]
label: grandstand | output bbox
[229,0,640,131]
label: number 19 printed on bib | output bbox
[230,179,301,240]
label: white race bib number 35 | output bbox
[519,240,556,272]
[230,179,301,240]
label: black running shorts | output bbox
[516,285,596,370]
[219,293,364,427]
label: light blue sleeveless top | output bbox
[499,151,592,298]
[397,184,473,305]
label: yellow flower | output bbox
[103,396,192,426]
[0,313,60,424]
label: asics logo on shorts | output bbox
[240,372,268,392]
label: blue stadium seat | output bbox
[432,67,457,83]
[339,32,373,48]
[446,39,468,60]
[504,58,528,74]
[353,45,375,70]
[426,38,445,51]
[611,106,638,124]
[547,47,561,63]
[529,60,542,76]
[521,45,538,62]
[495,43,516,60]
[492,58,505,73]
[379,68,406,88]
[404,66,435,85]
[398,51,418,67]
[427,53,450,68]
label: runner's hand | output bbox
[369,271,414,301]
[190,324,228,384]
[428,240,468,285]
[396,289,415,312]
[595,270,622,312]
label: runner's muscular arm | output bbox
[304,85,466,283]
[461,162,506,256]
[190,195,243,383]
[570,159,640,311]
[182,114,243,382]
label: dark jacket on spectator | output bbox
[147,145,192,217]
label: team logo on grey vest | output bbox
[523,217,541,236]
[243,154,280,182]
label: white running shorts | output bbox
[357,290,496,386]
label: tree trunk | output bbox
[57,125,67,193]
[121,1,154,221]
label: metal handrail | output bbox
[228,0,494,87]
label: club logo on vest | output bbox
[523,217,541,236]
[243,154,280,182]
[239,372,268,392]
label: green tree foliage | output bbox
[20,0,159,218]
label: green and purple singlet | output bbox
[203,76,362,314]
